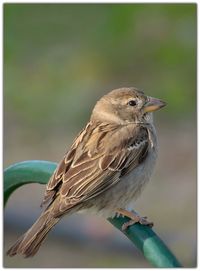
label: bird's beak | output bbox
[144,96,166,113]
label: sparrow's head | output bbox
[91,87,166,124]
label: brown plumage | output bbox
[7,87,166,257]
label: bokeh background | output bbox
[4,3,196,268]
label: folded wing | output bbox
[41,122,149,216]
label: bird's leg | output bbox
[116,208,153,231]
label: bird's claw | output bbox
[122,215,153,231]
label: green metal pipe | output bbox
[4,160,57,206]
[107,217,182,267]
[4,160,182,267]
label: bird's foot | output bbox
[121,215,153,231]
[116,208,153,231]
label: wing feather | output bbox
[42,122,150,214]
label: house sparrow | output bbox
[7,87,166,257]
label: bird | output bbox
[7,87,166,257]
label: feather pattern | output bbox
[41,121,150,215]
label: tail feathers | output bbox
[7,211,59,258]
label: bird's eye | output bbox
[128,100,137,106]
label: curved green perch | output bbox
[4,160,182,267]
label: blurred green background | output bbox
[4,3,196,268]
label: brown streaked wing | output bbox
[61,158,99,197]
[120,140,149,177]
[41,122,93,207]
[41,151,74,207]
[55,126,150,213]
[43,124,150,214]
[78,127,150,201]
